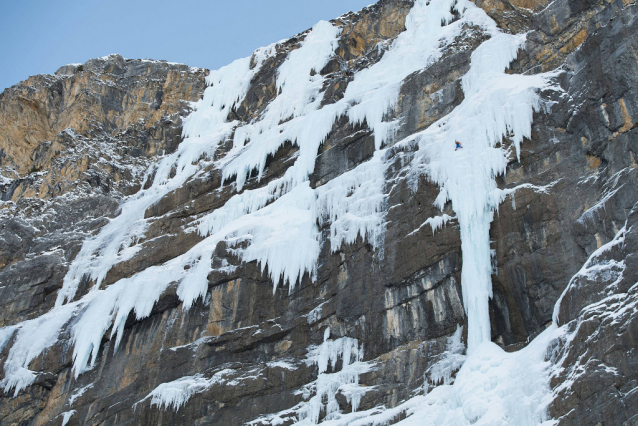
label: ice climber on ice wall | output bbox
[0,0,571,424]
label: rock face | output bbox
[0,56,207,331]
[0,0,637,425]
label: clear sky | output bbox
[0,0,374,92]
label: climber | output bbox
[455,140,463,151]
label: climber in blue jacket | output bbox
[455,140,463,151]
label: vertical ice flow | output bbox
[57,0,466,314]
[409,29,556,351]
[1,0,559,405]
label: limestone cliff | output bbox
[0,0,637,425]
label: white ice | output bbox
[405,20,558,352]
[68,383,94,407]
[250,328,373,425]
[407,214,456,237]
[60,410,76,426]
[136,369,234,412]
[56,43,278,306]
[317,326,560,426]
[428,325,466,386]
[1,4,561,422]
[0,300,78,395]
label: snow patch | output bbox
[267,360,298,371]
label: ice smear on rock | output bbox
[136,369,234,412]
[345,0,481,150]
[250,329,373,425]
[0,326,17,353]
[316,150,389,253]
[0,301,78,395]
[60,410,76,426]
[223,20,343,191]
[300,329,371,421]
[407,214,456,237]
[68,383,94,407]
[428,325,466,386]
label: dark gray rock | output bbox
[0,0,637,425]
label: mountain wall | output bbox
[0,0,637,425]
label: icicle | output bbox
[407,21,557,353]
[1,0,559,398]
[57,44,278,306]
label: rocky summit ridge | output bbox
[1,0,637,425]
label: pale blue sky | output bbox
[0,0,373,92]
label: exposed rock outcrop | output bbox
[0,0,637,425]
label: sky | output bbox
[0,0,374,92]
